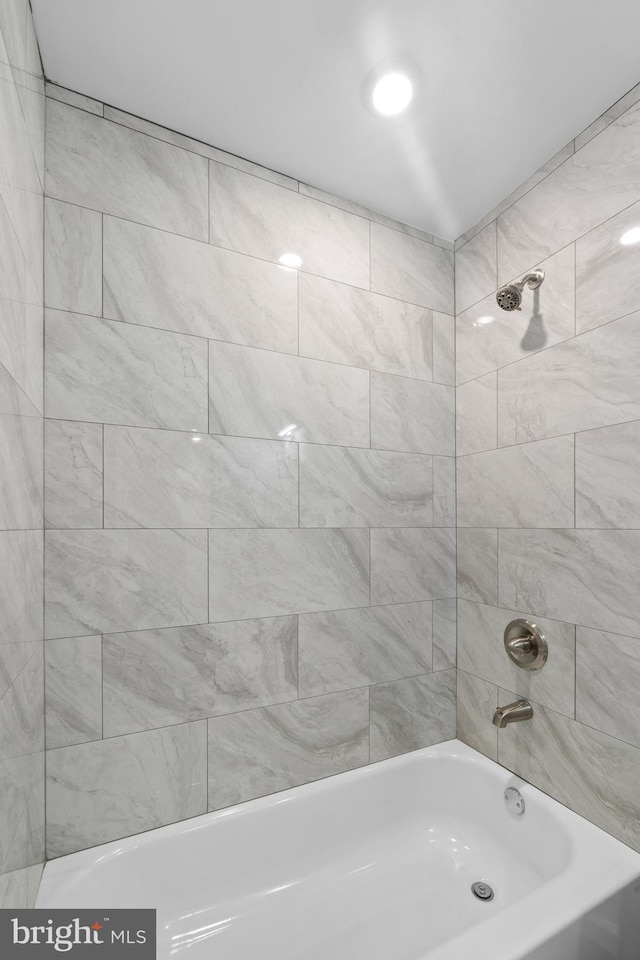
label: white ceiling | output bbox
[31,0,640,240]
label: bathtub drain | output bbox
[471,881,494,901]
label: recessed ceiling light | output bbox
[620,227,640,245]
[371,72,413,116]
[279,253,302,268]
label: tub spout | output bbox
[493,699,533,728]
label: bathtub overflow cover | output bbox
[471,882,495,902]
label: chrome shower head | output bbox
[496,269,545,312]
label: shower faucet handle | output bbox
[503,619,548,671]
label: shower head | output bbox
[496,269,545,312]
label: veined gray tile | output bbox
[576,420,640,527]
[457,372,497,456]
[0,753,41,876]
[456,244,575,385]
[457,670,498,761]
[45,309,208,431]
[574,82,640,152]
[104,425,297,529]
[498,311,640,445]
[577,626,640,748]
[45,83,103,116]
[457,529,497,605]
[45,636,102,748]
[207,688,369,809]
[371,528,455,604]
[432,598,456,671]
[0,651,43,760]
[458,599,575,717]
[209,341,369,447]
[209,160,369,288]
[104,105,298,191]
[457,436,574,527]
[299,182,434,242]
[0,359,40,419]
[209,528,369,621]
[0,529,44,655]
[497,98,640,282]
[299,444,432,528]
[0,413,42,529]
[499,529,640,638]
[370,670,456,761]
[0,297,43,416]
[455,221,497,314]
[432,312,455,385]
[0,641,39,701]
[45,419,103,529]
[298,602,432,697]
[103,617,297,737]
[298,273,433,381]
[46,721,207,857]
[45,99,208,240]
[371,372,454,456]
[433,457,455,527]
[44,199,101,316]
[370,222,454,313]
[45,529,208,638]
[497,698,640,853]
[455,142,575,251]
[103,216,298,353]
[576,198,640,334]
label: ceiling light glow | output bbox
[279,253,302,268]
[620,227,640,245]
[372,72,413,116]
[476,315,495,325]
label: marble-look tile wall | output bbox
[0,0,45,907]
[455,80,640,853]
[43,86,456,857]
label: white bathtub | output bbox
[37,740,640,960]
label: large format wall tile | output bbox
[456,529,497,605]
[457,436,574,528]
[45,309,208,431]
[498,698,640,852]
[0,652,43,760]
[46,721,208,857]
[371,372,454,456]
[44,419,102,529]
[497,311,640,445]
[298,273,433,380]
[44,198,101,316]
[456,670,497,761]
[576,627,640,749]
[455,221,497,314]
[370,670,456,761]
[209,528,369,621]
[576,198,640,334]
[433,457,455,527]
[371,528,456,604]
[45,529,208,638]
[456,372,497,456]
[432,312,455,385]
[457,600,575,717]
[575,419,640,528]
[207,689,369,809]
[498,529,640,638]
[298,602,432,697]
[103,617,297,737]
[370,222,454,313]
[497,98,640,282]
[432,598,456,670]
[103,216,298,353]
[104,425,298,529]
[0,413,42,528]
[44,636,102,748]
[209,160,369,287]
[209,341,369,447]
[46,99,209,240]
[299,444,432,528]
[456,244,575,385]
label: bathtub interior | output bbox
[37,742,640,960]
